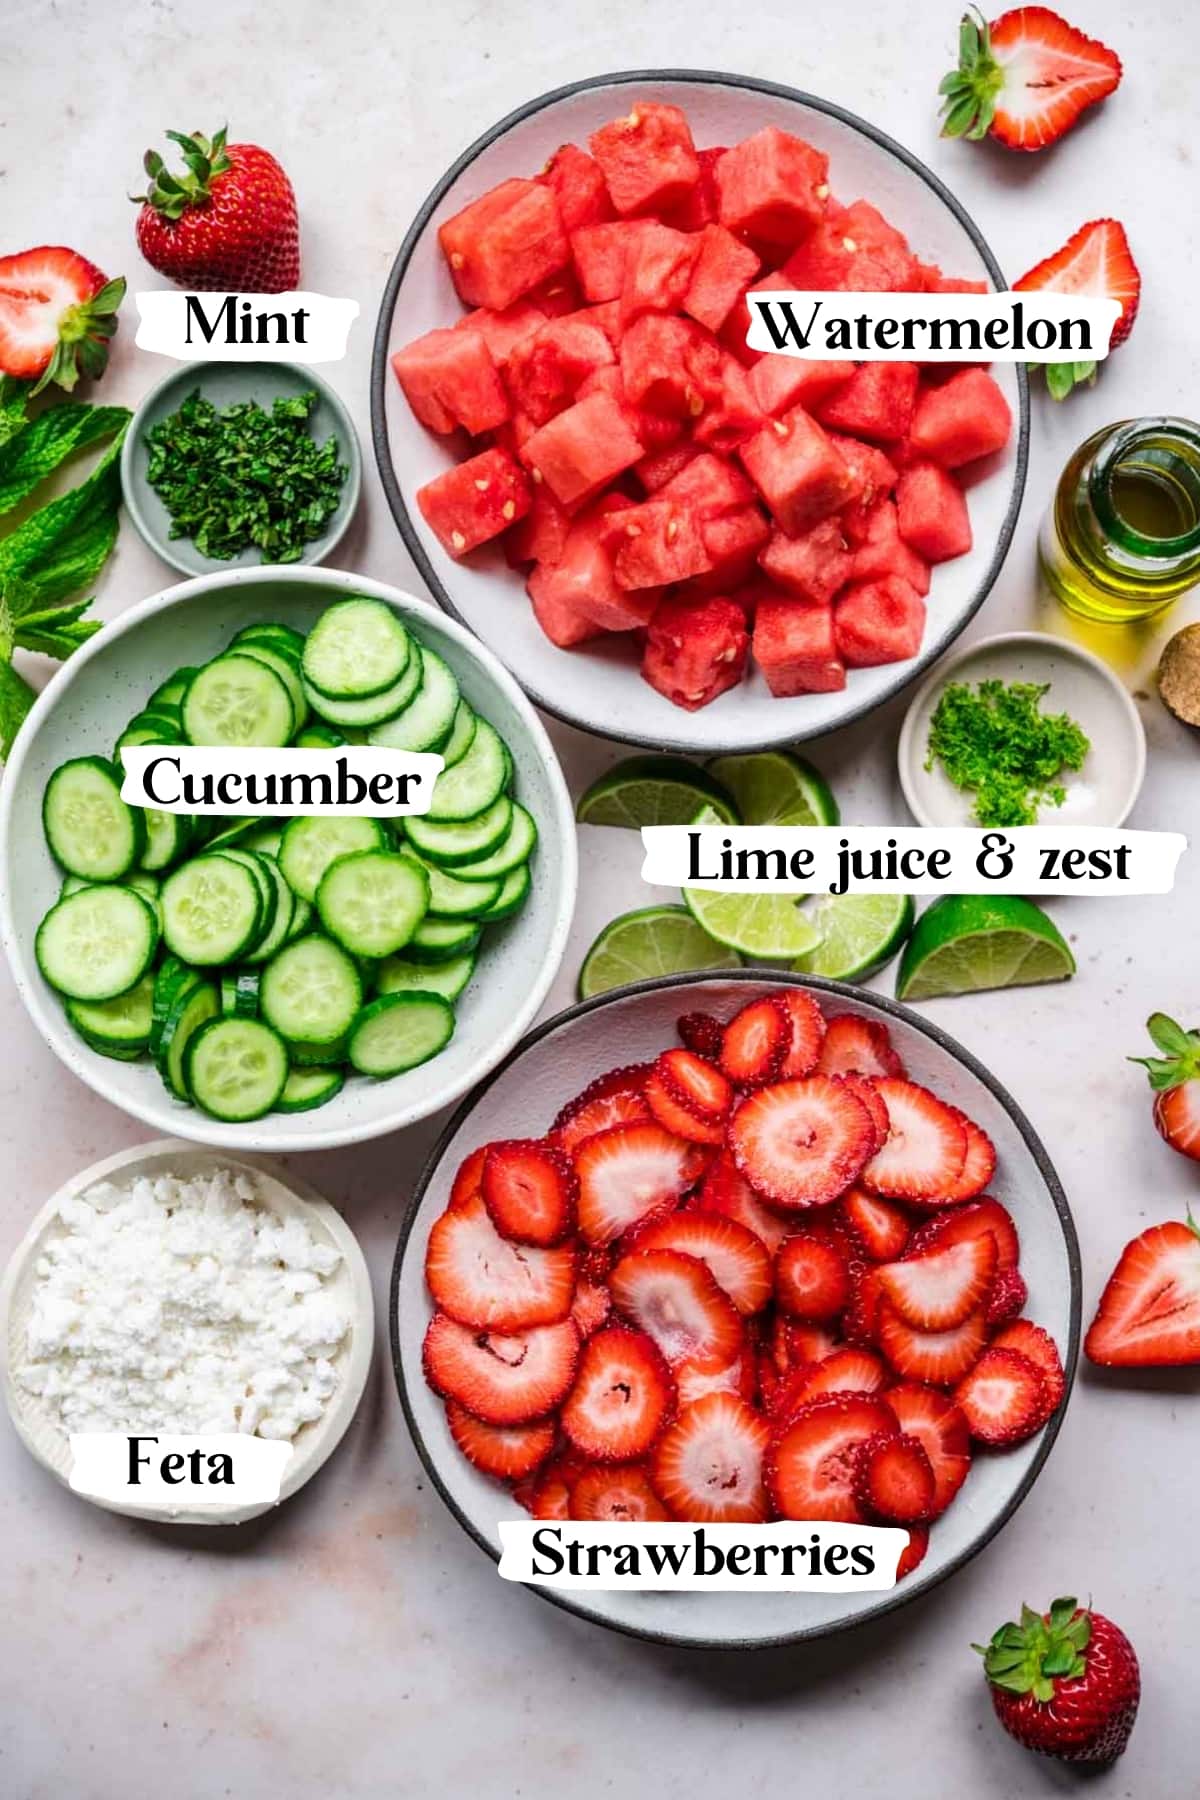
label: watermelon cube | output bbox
[692,355,765,454]
[749,355,854,417]
[605,497,712,588]
[620,223,701,328]
[456,301,546,370]
[521,389,644,507]
[698,505,772,590]
[659,451,756,517]
[816,361,919,443]
[586,299,622,345]
[834,576,926,666]
[714,127,829,249]
[849,499,931,595]
[720,269,793,366]
[827,435,899,527]
[538,143,614,231]
[528,271,583,316]
[758,519,852,605]
[909,369,1012,468]
[783,200,920,293]
[571,221,652,302]
[589,103,700,217]
[636,442,701,493]
[505,314,614,425]
[753,594,846,695]
[661,143,727,232]
[391,326,510,436]
[417,446,532,558]
[896,461,973,562]
[529,496,660,635]
[578,364,684,455]
[738,406,858,534]
[439,178,570,311]
[683,225,762,333]
[504,483,570,569]
[642,595,749,710]
[620,315,722,419]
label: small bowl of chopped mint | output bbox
[898,630,1146,829]
[121,359,361,576]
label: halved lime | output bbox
[577,755,739,828]
[793,894,915,982]
[578,904,742,999]
[706,751,839,827]
[896,895,1075,1001]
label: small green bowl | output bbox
[120,358,362,577]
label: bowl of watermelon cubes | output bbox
[393,971,1077,1647]
[373,70,1027,753]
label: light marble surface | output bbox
[4,2,1199,1794]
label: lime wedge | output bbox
[578,904,741,998]
[895,895,1075,1001]
[577,755,739,828]
[707,751,839,827]
[793,894,915,982]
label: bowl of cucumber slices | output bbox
[0,566,576,1149]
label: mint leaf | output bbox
[0,376,30,449]
[0,656,36,759]
[0,440,122,607]
[0,403,129,516]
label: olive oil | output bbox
[1039,418,1200,623]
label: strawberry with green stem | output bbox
[939,7,1122,152]
[975,1596,1140,1765]
[1015,218,1141,399]
[133,127,300,293]
[1129,1012,1200,1162]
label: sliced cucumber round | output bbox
[161,855,264,964]
[183,654,295,747]
[260,933,363,1047]
[66,971,156,1060]
[277,1066,345,1113]
[471,860,531,924]
[399,846,500,918]
[405,915,482,964]
[347,992,454,1077]
[403,794,512,867]
[43,757,145,881]
[446,803,537,881]
[221,968,261,1017]
[439,701,478,769]
[423,716,508,822]
[368,646,459,753]
[184,1017,289,1121]
[377,949,475,1003]
[232,622,306,663]
[302,651,422,729]
[292,723,346,751]
[302,597,412,700]
[234,640,309,733]
[139,806,191,874]
[315,850,428,959]
[278,814,386,903]
[158,980,220,1099]
[36,885,159,1002]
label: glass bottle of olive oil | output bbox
[1040,417,1200,623]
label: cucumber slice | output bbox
[302,597,412,699]
[66,972,156,1060]
[148,668,200,709]
[140,806,191,874]
[292,724,346,750]
[242,824,283,858]
[211,849,278,948]
[368,647,459,753]
[161,855,264,964]
[302,652,422,729]
[183,654,295,747]
[315,850,428,958]
[278,815,386,903]
[203,816,267,852]
[439,701,477,769]
[43,757,145,881]
[245,858,295,963]
[471,860,531,924]
[234,641,309,733]
[36,886,159,1002]
[285,896,313,942]
[405,915,482,964]
[232,622,306,663]
[184,1017,289,1121]
[403,794,512,867]
[220,968,261,1017]
[159,980,221,1099]
[150,956,198,1057]
[377,949,475,1002]
[400,846,500,918]
[423,717,507,822]
[289,1034,350,1068]
[125,871,164,929]
[115,711,186,761]
[347,993,454,1077]
[446,803,537,881]
[260,933,363,1046]
[277,1066,345,1113]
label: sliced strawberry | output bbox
[729,1076,875,1209]
[656,1046,733,1119]
[560,1324,675,1460]
[766,1393,897,1523]
[1085,1219,1200,1366]
[677,1350,757,1407]
[986,1265,1028,1328]
[991,1320,1065,1409]
[449,1144,487,1210]
[781,1321,840,1369]
[530,1451,587,1519]
[574,1121,707,1245]
[840,1074,889,1154]
[644,1069,725,1144]
[552,1082,652,1156]
[445,1401,556,1480]
[1014,219,1139,396]
[578,1243,614,1285]
[776,988,825,1078]
[816,1013,905,1079]
[677,1010,725,1060]
[895,1524,929,1580]
[482,1137,577,1246]
[423,1312,579,1425]
[876,1234,997,1332]
[907,1197,1020,1273]
[424,1195,577,1331]
[779,1347,888,1416]
[877,1301,988,1387]
[631,1208,773,1313]
[883,1381,972,1515]
[776,1231,851,1321]
[698,1151,791,1253]
[609,1247,744,1371]
[843,1265,885,1348]
[651,1392,770,1522]
[954,1346,1049,1447]
[0,247,124,392]
[853,1430,935,1524]
[570,1277,612,1339]
[942,1114,996,1202]
[841,1187,911,1261]
[862,1080,967,1202]
[720,995,789,1087]
[569,1463,670,1521]
[940,9,1122,154]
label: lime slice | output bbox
[793,894,915,982]
[707,751,839,827]
[682,799,822,959]
[578,904,742,999]
[895,895,1075,1001]
[577,755,739,828]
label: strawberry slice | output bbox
[940,8,1122,154]
[652,1392,770,1522]
[0,247,125,392]
[1085,1218,1200,1366]
[677,1350,757,1407]
[569,1463,671,1521]
[853,1430,936,1524]
[877,1301,988,1387]
[876,1234,997,1331]
[943,1114,996,1202]
[609,1247,744,1371]
[776,1231,851,1321]
[729,1076,876,1208]
[697,1151,791,1254]
[1015,219,1140,397]
[776,988,826,1078]
[776,1347,888,1418]
[816,1012,905,1079]
[482,1137,577,1245]
[424,1195,577,1331]
[843,1265,886,1348]
[862,1080,967,1202]
[529,1451,587,1520]
[986,1265,1028,1328]
[883,1382,972,1515]
[570,1277,612,1339]
[445,1401,556,1480]
[574,1121,707,1245]
[656,1047,733,1119]
[954,1346,1049,1446]
[561,1325,675,1460]
[907,1197,1020,1272]
[766,1393,897,1523]
[449,1144,487,1210]
[423,1312,580,1425]
[840,1187,911,1261]
[631,1208,773,1313]
[840,1074,889,1155]
[677,1010,725,1060]
[644,1068,725,1144]
[896,1524,929,1580]
[720,995,789,1087]
[781,1321,840,1370]
[552,1064,653,1156]
[992,1319,1065,1408]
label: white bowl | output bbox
[371,68,1029,753]
[391,971,1079,1649]
[0,1140,374,1524]
[0,566,577,1152]
[898,630,1147,828]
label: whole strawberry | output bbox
[1130,1012,1200,1161]
[132,127,300,292]
[975,1597,1140,1765]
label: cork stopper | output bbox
[1158,623,1200,726]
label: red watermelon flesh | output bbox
[505,314,614,425]
[714,127,829,248]
[897,461,973,562]
[759,518,853,605]
[753,594,846,695]
[619,314,723,419]
[658,449,755,517]
[538,143,614,231]
[527,572,604,647]
[620,223,701,328]
[417,446,532,558]
[642,594,749,709]
[909,369,1012,468]
[521,388,644,507]
[817,361,919,443]
[692,354,765,454]
[504,483,570,569]
[605,497,713,588]
[835,576,926,665]
[720,269,793,366]
[683,224,762,333]
[570,221,653,302]
[439,178,571,311]
[783,199,920,293]
[828,435,899,532]
[849,499,931,596]
[738,405,859,534]
[696,505,772,590]
[590,103,700,218]
[391,326,510,436]
[457,301,547,369]
[577,364,685,455]
[749,355,854,417]
[635,442,700,494]
[529,496,661,633]
[661,143,727,232]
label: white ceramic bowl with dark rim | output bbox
[391,971,1078,1650]
[0,567,576,1153]
[371,69,1029,754]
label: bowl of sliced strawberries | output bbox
[392,972,1078,1647]
[372,70,1027,752]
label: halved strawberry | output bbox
[816,1013,905,1079]
[445,1401,557,1480]
[940,8,1122,154]
[730,1076,876,1209]
[766,1393,897,1523]
[677,1010,725,1060]
[482,1137,577,1245]
[571,1277,612,1338]
[986,1265,1028,1328]
[853,1430,935,1524]
[0,247,125,392]
[896,1524,929,1580]
[877,1301,988,1386]
[677,1350,757,1407]
[651,1392,770,1522]
[551,1063,652,1155]
[657,1047,733,1119]
[569,1463,671,1521]
[1015,219,1140,397]
[574,1121,707,1245]
[776,1231,851,1321]
[883,1382,972,1515]
[907,1198,1020,1273]
[992,1319,1065,1408]
[954,1346,1049,1446]
[720,995,789,1087]
[776,988,826,1078]
[644,1068,725,1143]
[698,1151,791,1254]
[423,1312,580,1425]
[424,1195,577,1331]
[1085,1217,1200,1367]
[560,1324,675,1460]
[840,1075,889,1155]
[942,1114,996,1202]
[876,1234,997,1331]
[631,1208,773,1313]
[862,1080,967,1202]
[780,1347,888,1415]
[449,1144,487,1210]
[609,1247,744,1371]
[841,1188,911,1261]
